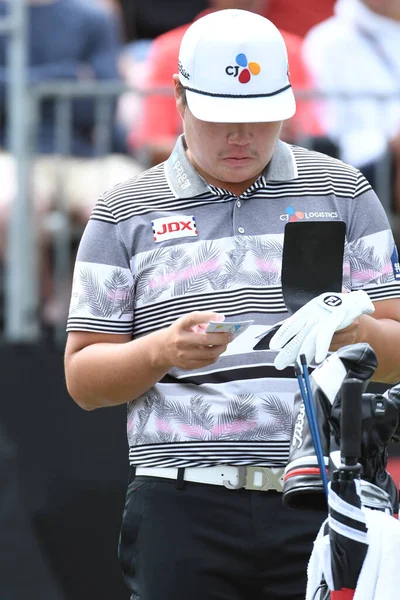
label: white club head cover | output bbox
[269,290,375,370]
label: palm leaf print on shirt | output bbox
[128,392,293,445]
[128,395,156,445]
[213,394,258,439]
[134,247,172,304]
[349,239,386,283]
[172,243,221,297]
[215,237,282,289]
[73,267,132,318]
[216,237,250,289]
[158,396,215,441]
[247,237,282,286]
[262,395,292,438]
[133,235,285,307]
[135,242,221,304]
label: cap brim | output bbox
[186,87,296,123]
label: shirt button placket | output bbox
[233,197,245,235]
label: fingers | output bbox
[314,311,343,364]
[174,338,230,370]
[269,314,307,350]
[204,331,233,347]
[175,311,231,348]
[297,328,318,367]
[273,323,313,370]
[165,311,232,370]
[179,311,225,332]
[315,324,337,364]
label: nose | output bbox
[227,124,252,145]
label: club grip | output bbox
[340,377,363,463]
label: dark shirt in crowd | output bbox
[0,0,122,156]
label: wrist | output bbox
[356,313,373,344]
[146,328,175,372]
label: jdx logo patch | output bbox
[152,215,198,243]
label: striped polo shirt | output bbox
[67,136,400,468]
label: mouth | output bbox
[222,156,253,163]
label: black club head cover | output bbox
[281,220,346,314]
[329,390,399,515]
[254,220,346,351]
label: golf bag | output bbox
[283,342,400,512]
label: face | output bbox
[174,78,282,196]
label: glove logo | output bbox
[323,295,342,307]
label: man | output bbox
[64,9,400,599]
[128,0,321,166]
[302,0,400,209]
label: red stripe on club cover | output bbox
[331,589,355,599]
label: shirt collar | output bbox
[165,135,298,199]
[261,139,298,182]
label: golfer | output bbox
[64,9,400,599]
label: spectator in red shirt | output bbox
[265,0,335,38]
[129,0,322,167]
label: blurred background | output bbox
[1,1,399,598]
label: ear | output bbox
[173,74,185,120]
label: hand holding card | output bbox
[206,320,254,340]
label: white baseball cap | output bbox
[177,9,296,123]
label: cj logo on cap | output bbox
[225,53,261,84]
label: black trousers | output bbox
[118,470,325,600]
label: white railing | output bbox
[2,0,39,342]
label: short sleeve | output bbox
[345,173,400,300]
[66,199,134,334]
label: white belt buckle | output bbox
[245,466,284,492]
[223,466,284,492]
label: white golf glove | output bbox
[269,290,375,370]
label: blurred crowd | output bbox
[0,0,400,330]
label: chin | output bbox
[222,166,259,180]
